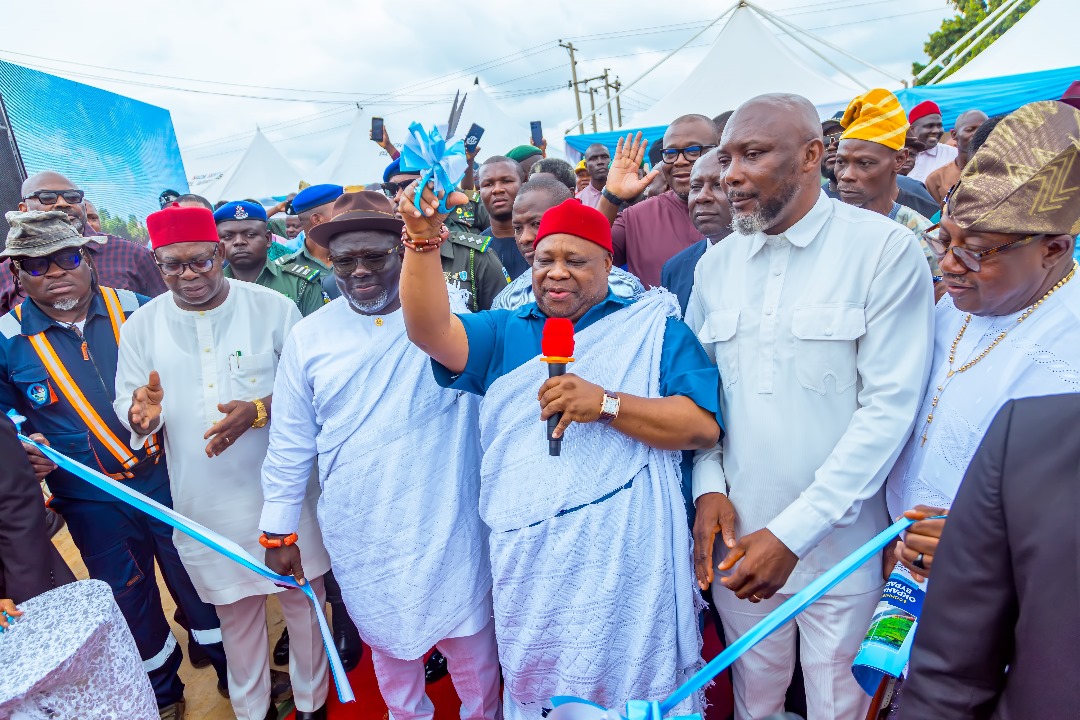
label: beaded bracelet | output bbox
[402,225,449,253]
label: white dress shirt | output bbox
[686,192,934,594]
[908,143,958,183]
[887,271,1080,517]
[114,280,330,605]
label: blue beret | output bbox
[291,184,344,215]
[382,158,402,184]
[213,201,267,223]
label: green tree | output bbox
[97,207,150,246]
[914,0,1039,85]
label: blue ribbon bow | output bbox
[399,122,468,215]
[7,411,355,703]
[549,514,943,720]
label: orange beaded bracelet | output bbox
[259,532,298,548]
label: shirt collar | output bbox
[518,289,630,322]
[18,289,108,336]
[747,190,832,259]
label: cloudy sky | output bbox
[0,0,954,177]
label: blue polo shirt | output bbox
[0,289,168,502]
[432,292,723,429]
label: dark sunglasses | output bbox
[13,249,84,276]
[924,224,1042,273]
[661,145,717,164]
[23,189,85,205]
[330,246,399,276]
[380,180,416,199]
[156,255,216,277]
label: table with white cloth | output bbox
[0,579,157,720]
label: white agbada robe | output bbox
[259,297,493,660]
[887,269,1080,515]
[114,280,330,606]
[479,291,702,719]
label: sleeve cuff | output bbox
[128,412,164,450]
[692,444,728,501]
[259,501,303,536]
[766,496,835,559]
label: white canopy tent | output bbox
[630,5,864,127]
[943,0,1080,83]
[310,108,396,186]
[188,128,303,204]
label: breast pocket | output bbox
[11,365,57,409]
[697,309,739,388]
[229,351,276,400]
[792,305,865,395]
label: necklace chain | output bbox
[920,260,1077,446]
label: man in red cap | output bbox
[112,204,332,720]
[398,189,722,719]
[907,101,959,182]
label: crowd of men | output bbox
[1,80,1079,720]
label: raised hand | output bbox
[605,132,660,202]
[203,400,258,458]
[398,180,469,241]
[129,371,164,435]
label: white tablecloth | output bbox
[0,579,156,719]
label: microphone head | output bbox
[541,318,575,358]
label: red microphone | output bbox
[541,318,575,456]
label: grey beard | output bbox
[731,210,770,236]
[52,297,79,311]
[729,176,801,236]
[346,288,390,314]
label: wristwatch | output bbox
[598,390,621,425]
[251,398,268,429]
[601,186,627,208]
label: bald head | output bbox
[952,109,989,158]
[719,93,825,236]
[19,171,86,230]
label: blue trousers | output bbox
[52,485,227,708]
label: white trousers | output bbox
[216,575,329,720]
[712,585,881,720]
[370,617,502,720]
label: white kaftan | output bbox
[259,298,493,660]
[113,280,330,606]
[887,271,1080,515]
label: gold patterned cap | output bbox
[949,101,1080,236]
[839,88,909,151]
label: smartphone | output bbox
[465,123,484,153]
[371,116,384,141]
[530,121,543,147]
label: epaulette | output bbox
[274,249,302,266]
[448,232,491,253]
[282,263,321,281]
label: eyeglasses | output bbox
[13,249,84,276]
[824,131,842,147]
[23,190,85,206]
[156,255,217,277]
[329,246,400,276]
[661,145,717,164]
[924,225,1042,272]
[380,180,417,199]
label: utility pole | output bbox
[612,78,624,128]
[602,69,614,132]
[559,40,585,134]
[587,85,598,133]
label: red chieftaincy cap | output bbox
[533,198,613,254]
[146,203,219,249]
[907,100,942,125]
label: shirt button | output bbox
[773,269,781,276]
[208,383,214,388]
[825,328,833,336]
[765,308,773,316]
[204,348,210,353]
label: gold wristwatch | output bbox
[251,398,268,428]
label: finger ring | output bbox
[225,437,232,445]
[751,594,763,602]
[913,552,926,570]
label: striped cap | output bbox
[839,88,909,151]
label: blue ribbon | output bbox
[552,515,943,719]
[399,122,467,215]
[8,412,355,703]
